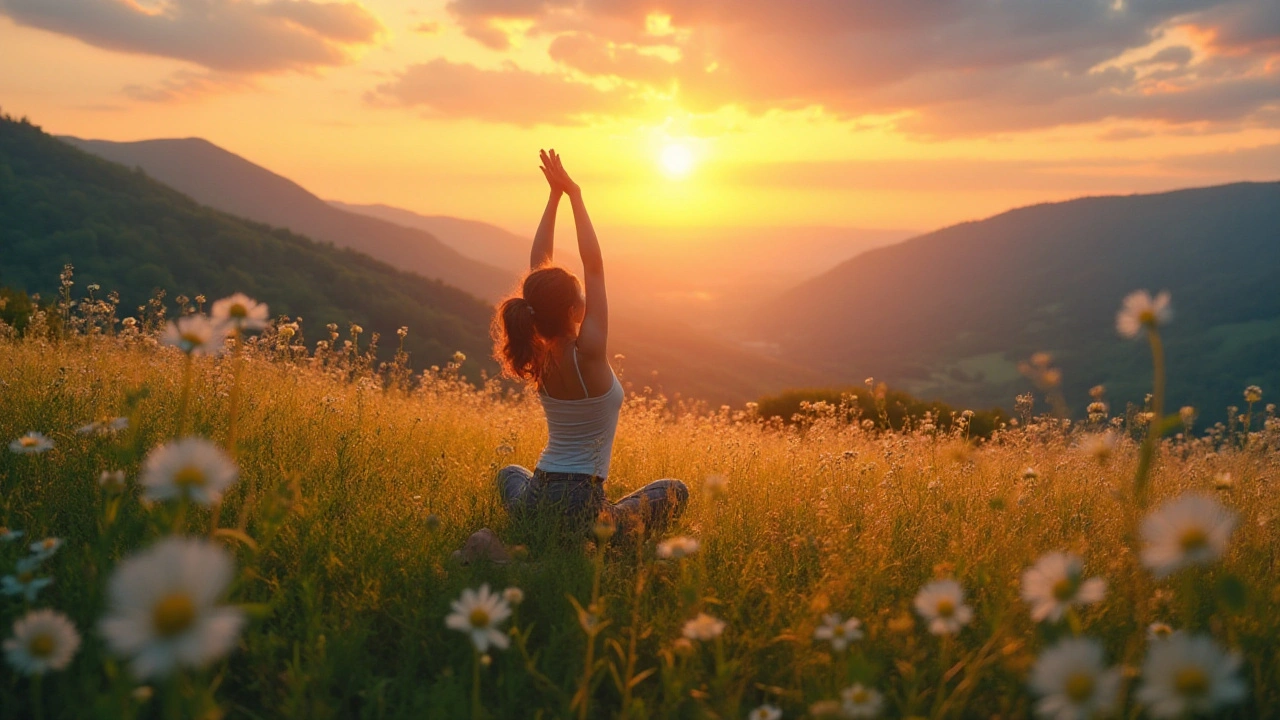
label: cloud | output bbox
[0,0,383,74]
[122,70,254,103]
[365,58,636,126]
[432,0,1280,134]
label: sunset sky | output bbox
[2,0,1278,233]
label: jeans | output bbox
[497,465,689,539]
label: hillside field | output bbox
[0,306,1278,718]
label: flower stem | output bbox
[176,353,193,438]
[471,646,482,720]
[31,673,44,720]
[1133,327,1166,507]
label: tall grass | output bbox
[0,294,1278,718]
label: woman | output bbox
[492,149,688,542]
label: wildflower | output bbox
[1147,622,1175,641]
[211,293,268,331]
[2,557,53,601]
[29,537,62,560]
[452,351,467,365]
[3,609,81,675]
[681,612,726,641]
[160,314,228,356]
[593,517,617,542]
[1020,552,1107,623]
[1140,494,1237,578]
[139,438,239,506]
[813,613,864,652]
[1022,467,1039,481]
[913,579,973,635]
[1116,290,1172,339]
[704,474,728,497]
[1087,401,1108,419]
[1080,433,1116,464]
[1135,633,1246,718]
[132,686,154,702]
[9,431,54,454]
[1213,472,1233,490]
[503,587,524,606]
[445,584,511,652]
[1179,406,1196,424]
[0,528,23,543]
[809,700,843,717]
[396,326,408,339]
[671,637,695,657]
[656,536,700,560]
[99,469,127,493]
[1244,386,1262,404]
[840,684,884,718]
[748,704,782,720]
[1028,637,1121,720]
[99,537,245,678]
[76,417,129,436]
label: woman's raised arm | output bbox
[543,151,607,358]
[530,149,562,270]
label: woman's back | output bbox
[536,346,623,478]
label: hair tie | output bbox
[527,305,535,316]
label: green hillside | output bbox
[0,114,494,368]
[763,182,1280,420]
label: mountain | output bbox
[762,182,1280,418]
[0,115,494,368]
[62,136,512,301]
[328,202,530,275]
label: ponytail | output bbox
[491,266,583,384]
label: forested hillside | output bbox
[0,115,495,369]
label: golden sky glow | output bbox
[2,1,1278,234]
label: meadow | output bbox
[1,284,1278,719]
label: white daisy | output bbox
[1,557,53,601]
[657,536,700,560]
[1140,494,1237,578]
[1116,290,1172,339]
[139,437,239,506]
[99,469,127,493]
[160,315,228,356]
[99,537,246,679]
[76,417,129,436]
[913,579,973,636]
[9,432,53,454]
[681,612,726,641]
[840,683,884,718]
[211,293,269,331]
[0,527,23,543]
[1020,552,1107,623]
[29,537,62,560]
[445,584,511,652]
[1028,637,1122,720]
[1135,633,1246,718]
[813,613,864,652]
[3,609,81,675]
[748,704,783,720]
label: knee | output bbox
[662,479,689,508]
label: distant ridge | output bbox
[63,136,512,301]
[328,201,530,275]
[763,181,1280,415]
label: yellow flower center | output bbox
[20,437,37,447]
[1065,672,1095,702]
[173,466,207,489]
[41,539,56,551]
[27,633,55,658]
[1174,667,1209,697]
[468,608,491,628]
[17,571,34,584]
[850,688,869,704]
[152,593,197,638]
[1052,577,1078,602]
[1139,309,1157,325]
[935,599,956,618]
[180,332,204,347]
[229,303,247,319]
[1179,527,1209,553]
[833,625,846,638]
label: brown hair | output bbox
[491,265,583,383]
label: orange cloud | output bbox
[0,0,383,73]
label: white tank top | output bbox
[535,349,624,478]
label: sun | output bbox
[659,143,695,178]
